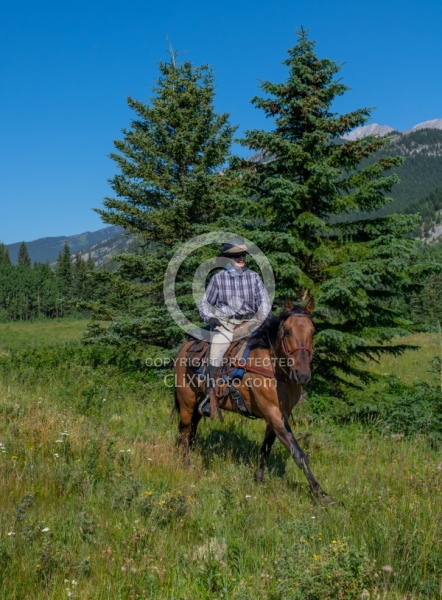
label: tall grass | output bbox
[0,321,440,599]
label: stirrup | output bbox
[197,394,212,417]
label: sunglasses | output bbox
[230,252,247,259]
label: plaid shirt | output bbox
[199,266,272,322]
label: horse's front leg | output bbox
[267,408,336,506]
[255,423,276,482]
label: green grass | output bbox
[0,322,440,599]
[365,332,440,386]
[0,319,90,350]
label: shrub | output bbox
[273,536,375,600]
[348,376,441,443]
[306,369,441,445]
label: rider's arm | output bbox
[198,275,219,323]
[254,274,272,320]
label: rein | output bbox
[245,361,292,383]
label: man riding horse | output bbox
[174,254,335,504]
[197,239,272,415]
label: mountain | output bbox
[77,229,138,267]
[340,123,442,237]
[343,117,442,141]
[408,118,442,133]
[6,226,128,265]
[343,123,395,140]
[363,128,442,221]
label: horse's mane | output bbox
[251,305,309,349]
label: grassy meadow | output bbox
[0,320,440,599]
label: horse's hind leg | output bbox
[178,409,194,462]
[189,410,202,448]
[255,424,276,482]
[176,386,201,463]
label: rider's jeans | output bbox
[209,317,260,367]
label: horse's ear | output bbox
[283,298,294,312]
[304,297,315,314]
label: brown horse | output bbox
[174,299,335,505]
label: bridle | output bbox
[278,313,314,364]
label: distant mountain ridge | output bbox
[343,117,442,140]
[6,226,127,265]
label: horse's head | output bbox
[278,298,315,385]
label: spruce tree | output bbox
[55,243,73,315]
[73,253,87,299]
[17,242,31,267]
[92,53,236,346]
[235,29,421,392]
[31,262,58,319]
[0,243,11,265]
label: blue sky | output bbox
[1,0,441,245]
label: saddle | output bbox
[186,336,257,419]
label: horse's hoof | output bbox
[316,494,338,507]
[254,469,265,483]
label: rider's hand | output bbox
[207,317,221,328]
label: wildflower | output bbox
[147,458,152,461]
[7,532,15,536]
[245,495,251,499]
[41,527,50,533]
[55,440,63,443]
[382,565,393,573]
[54,453,59,458]
[311,515,316,519]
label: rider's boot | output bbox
[198,364,218,418]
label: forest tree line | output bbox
[0,241,100,321]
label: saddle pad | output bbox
[229,336,254,379]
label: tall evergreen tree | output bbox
[32,261,58,319]
[91,53,236,346]
[55,243,73,315]
[234,29,421,392]
[0,243,11,265]
[17,242,31,267]
[73,252,87,299]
